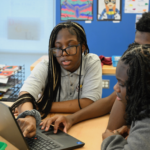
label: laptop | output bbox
[0,102,85,150]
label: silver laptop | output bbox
[0,102,85,150]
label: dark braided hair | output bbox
[37,21,89,119]
[120,43,150,125]
[136,12,150,32]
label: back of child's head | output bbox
[136,12,150,32]
[120,43,150,125]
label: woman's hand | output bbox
[102,125,130,141]
[102,129,119,140]
[13,108,19,116]
[40,115,74,133]
[17,116,36,138]
[114,125,130,139]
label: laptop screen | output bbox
[0,102,29,150]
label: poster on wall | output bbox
[97,0,122,21]
[124,0,149,13]
[61,0,93,21]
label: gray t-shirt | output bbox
[101,117,150,150]
[20,53,102,102]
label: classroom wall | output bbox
[56,0,150,98]
[0,1,149,98]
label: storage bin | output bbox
[0,142,7,150]
[112,56,121,67]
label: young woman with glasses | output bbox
[11,21,108,138]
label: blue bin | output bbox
[112,56,121,67]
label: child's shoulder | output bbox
[83,53,101,70]
[33,58,49,71]
[39,59,49,66]
[84,53,100,62]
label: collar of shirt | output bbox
[61,55,85,77]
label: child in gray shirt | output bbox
[102,43,150,150]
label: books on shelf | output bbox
[0,65,24,101]
[0,90,13,99]
[0,78,9,84]
[0,64,5,70]
[0,78,21,92]
[0,65,20,81]
[3,66,20,72]
[0,71,14,78]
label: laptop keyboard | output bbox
[25,135,60,150]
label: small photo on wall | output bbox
[97,0,121,21]
[61,0,93,21]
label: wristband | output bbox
[17,109,41,126]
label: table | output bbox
[2,102,109,150]
[0,136,19,150]
[30,55,116,75]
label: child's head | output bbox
[135,12,150,44]
[114,43,150,125]
[49,21,89,50]
[48,21,89,72]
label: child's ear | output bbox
[81,44,86,53]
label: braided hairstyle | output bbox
[37,21,89,119]
[136,12,150,32]
[120,43,150,125]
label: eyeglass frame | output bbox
[51,43,81,57]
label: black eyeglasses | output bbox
[51,43,80,57]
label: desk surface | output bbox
[2,102,109,150]
[0,136,19,150]
[30,55,116,75]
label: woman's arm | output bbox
[50,98,93,113]
[107,99,126,130]
[17,91,34,113]
[41,91,116,132]
[14,91,36,138]
[65,91,116,121]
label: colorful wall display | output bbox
[97,0,122,21]
[124,0,149,13]
[61,0,93,21]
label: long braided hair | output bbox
[37,21,89,119]
[121,43,150,125]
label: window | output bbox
[0,0,55,53]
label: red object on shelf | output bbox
[99,55,112,67]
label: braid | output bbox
[121,43,150,125]
[37,21,89,118]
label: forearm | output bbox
[107,99,126,131]
[68,91,116,125]
[17,91,34,113]
[50,98,93,113]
